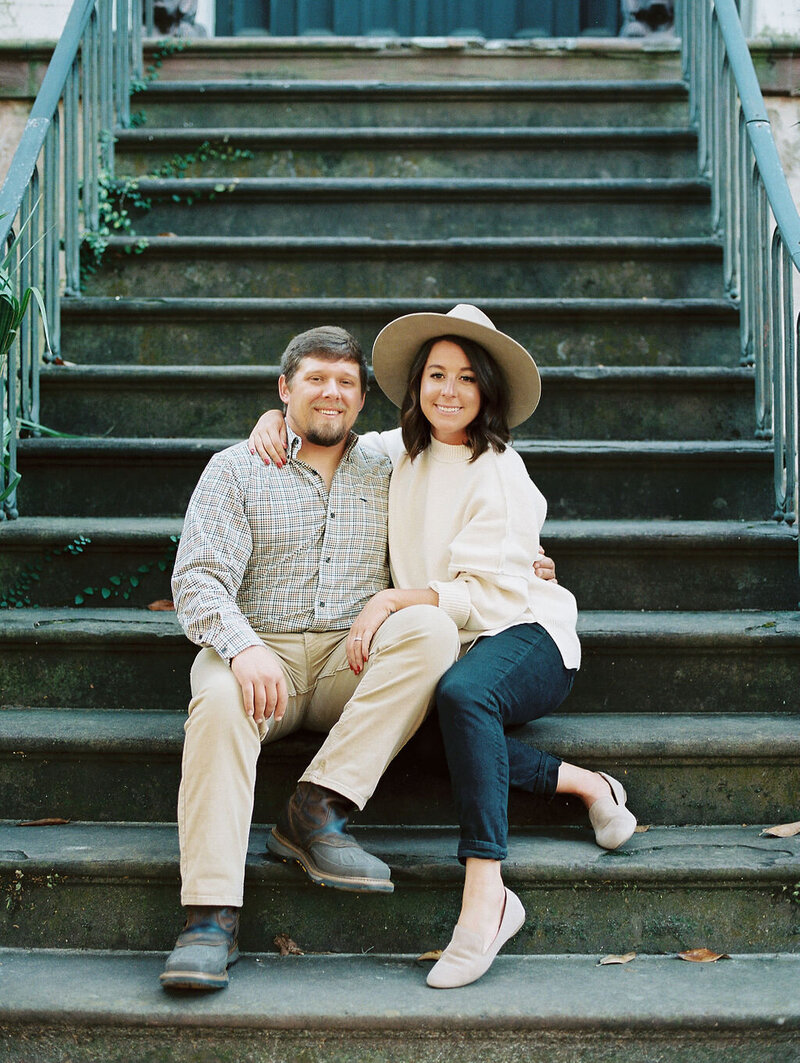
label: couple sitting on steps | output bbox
[161,303,637,994]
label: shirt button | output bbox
[329,512,335,518]
[319,602,325,608]
[325,557,331,563]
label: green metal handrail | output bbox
[0,0,154,519]
[677,0,800,573]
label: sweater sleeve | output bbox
[429,455,546,633]
[357,428,405,465]
[171,449,264,661]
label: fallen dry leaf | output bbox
[17,818,70,827]
[147,599,175,611]
[416,950,443,963]
[678,948,730,963]
[158,232,178,238]
[274,933,303,956]
[597,952,636,966]
[760,821,800,838]
[634,825,651,834]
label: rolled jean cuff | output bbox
[457,837,507,864]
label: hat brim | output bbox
[371,312,540,429]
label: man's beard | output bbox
[305,422,350,447]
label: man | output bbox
[161,326,462,991]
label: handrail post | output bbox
[677,0,800,580]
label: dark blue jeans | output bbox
[436,622,576,863]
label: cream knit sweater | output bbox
[359,428,580,669]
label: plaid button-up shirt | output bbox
[172,430,392,661]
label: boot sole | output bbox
[267,828,395,893]
[159,947,240,991]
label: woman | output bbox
[250,304,636,988]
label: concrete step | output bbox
[1,821,799,954]
[1,609,797,713]
[59,296,739,369]
[0,517,180,610]
[137,76,690,129]
[2,518,797,611]
[553,519,800,611]
[13,438,774,520]
[118,177,712,238]
[3,948,797,1063]
[83,235,725,301]
[138,37,684,85]
[2,709,798,828]
[39,364,753,442]
[114,126,699,180]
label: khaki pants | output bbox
[178,604,460,907]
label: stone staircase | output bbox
[1,39,799,1061]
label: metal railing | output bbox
[0,0,154,518]
[677,0,800,572]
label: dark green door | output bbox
[215,1,621,37]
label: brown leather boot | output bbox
[159,905,240,991]
[267,781,393,893]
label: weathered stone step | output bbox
[2,709,797,828]
[39,364,752,441]
[1,822,798,954]
[1,609,797,713]
[3,948,797,1063]
[2,518,797,611]
[60,296,738,369]
[84,235,724,300]
[114,126,698,180]
[13,438,774,520]
[138,76,690,129]
[120,177,712,238]
[554,519,800,610]
[140,37,684,85]
[0,517,180,610]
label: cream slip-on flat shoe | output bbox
[589,770,637,850]
[426,887,526,989]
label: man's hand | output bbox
[248,409,288,467]
[534,546,557,583]
[231,644,288,725]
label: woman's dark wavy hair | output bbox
[400,334,511,463]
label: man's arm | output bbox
[172,448,264,663]
[173,449,290,724]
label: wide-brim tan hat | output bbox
[371,304,541,428]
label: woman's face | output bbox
[419,339,482,445]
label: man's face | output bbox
[278,356,365,447]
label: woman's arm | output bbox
[345,587,438,673]
[248,410,288,466]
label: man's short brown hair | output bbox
[280,327,368,395]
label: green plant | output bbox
[0,535,92,609]
[129,37,187,96]
[4,869,24,911]
[74,533,180,604]
[79,172,153,282]
[0,533,180,608]
[79,141,252,283]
